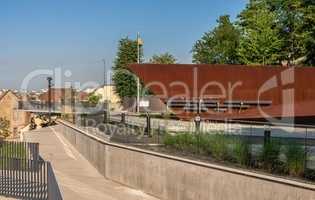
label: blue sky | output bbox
[0,0,248,90]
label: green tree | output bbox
[87,93,101,105]
[0,117,10,138]
[265,0,315,66]
[112,37,143,99]
[150,53,177,64]
[267,0,306,65]
[192,15,240,64]
[302,0,315,65]
[237,1,283,65]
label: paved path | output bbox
[23,126,159,200]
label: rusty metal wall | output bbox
[130,64,315,105]
[129,64,315,120]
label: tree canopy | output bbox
[192,15,240,64]
[112,37,143,99]
[237,1,283,65]
[302,0,315,65]
[192,0,315,66]
[149,53,177,64]
[87,93,102,105]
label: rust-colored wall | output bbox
[130,64,315,105]
[129,64,315,120]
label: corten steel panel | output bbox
[129,64,315,120]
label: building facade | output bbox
[93,85,122,111]
[0,91,30,138]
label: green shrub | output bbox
[173,134,186,151]
[164,133,198,153]
[190,134,200,153]
[198,134,212,155]
[232,138,251,166]
[259,139,282,173]
[304,169,315,181]
[163,133,176,147]
[284,143,306,177]
[208,134,231,161]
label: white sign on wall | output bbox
[139,100,150,108]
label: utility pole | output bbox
[47,77,53,124]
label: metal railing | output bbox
[47,162,62,200]
[64,112,315,183]
[18,100,108,114]
[18,101,63,113]
[0,141,39,160]
[0,157,48,199]
[0,141,62,200]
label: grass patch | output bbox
[162,132,314,182]
[0,142,27,159]
[164,133,198,153]
[164,132,232,160]
[0,142,28,170]
[284,142,306,177]
[207,134,231,161]
[232,138,251,166]
[259,139,283,173]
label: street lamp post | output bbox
[47,77,53,124]
[71,86,76,123]
[195,98,202,153]
[195,98,201,133]
[103,59,108,123]
[136,32,143,114]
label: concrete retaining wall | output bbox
[57,121,315,200]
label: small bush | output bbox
[259,139,282,173]
[163,132,314,182]
[175,133,198,153]
[164,133,176,147]
[163,133,233,161]
[284,143,306,177]
[232,138,251,166]
[163,133,198,153]
[198,134,212,155]
[304,169,315,181]
[208,134,231,161]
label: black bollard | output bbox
[103,110,108,124]
[121,113,126,124]
[82,114,87,127]
[145,114,151,136]
[264,129,271,145]
[195,115,201,153]
[195,115,201,133]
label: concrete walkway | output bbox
[23,126,159,200]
